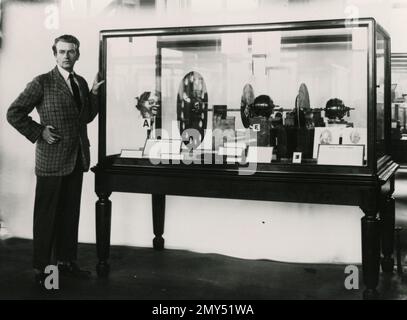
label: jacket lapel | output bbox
[52,66,86,117]
[52,66,74,100]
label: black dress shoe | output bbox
[34,272,47,290]
[58,262,91,279]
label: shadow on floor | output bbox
[0,238,406,300]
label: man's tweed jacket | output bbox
[7,66,98,176]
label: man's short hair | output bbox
[52,34,80,56]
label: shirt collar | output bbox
[57,65,75,81]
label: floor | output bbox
[1,171,407,300]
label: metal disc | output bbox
[294,83,310,127]
[177,71,208,149]
[295,83,310,111]
[240,83,255,128]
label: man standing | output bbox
[7,35,104,288]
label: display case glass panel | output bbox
[100,19,390,172]
[376,31,386,158]
[391,53,407,133]
[390,53,407,163]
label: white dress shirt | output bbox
[57,65,82,100]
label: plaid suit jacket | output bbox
[7,66,98,176]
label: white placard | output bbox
[246,146,274,163]
[313,127,367,160]
[313,127,341,158]
[162,139,182,154]
[218,147,244,157]
[120,149,143,158]
[160,153,183,161]
[139,118,152,130]
[143,139,161,158]
[341,128,367,145]
[226,157,242,164]
[340,127,367,160]
[224,142,247,149]
[143,139,182,158]
[317,144,364,166]
[292,152,302,164]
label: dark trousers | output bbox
[32,153,84,270]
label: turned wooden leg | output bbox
[361,209,381,300]
[152,194,165,250]
[380,196,395,273]
[395,227,403,275]
[96,192,112,277]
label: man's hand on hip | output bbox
[42,125,61,144]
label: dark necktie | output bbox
[69,73,81,112]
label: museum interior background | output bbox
[1,0,407,264]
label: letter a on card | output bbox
[142,118,151,129]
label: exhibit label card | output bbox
[120,149,144,158]
[218,146,244,157]
[247,146,274,163]
[317,144,364,166]
[313,127,367,160]
[143,139,182,158]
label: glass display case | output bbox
[93,18,398,299]
[98,18,392,173]
[391,53,407,164]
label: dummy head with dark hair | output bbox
[135,91,159,118]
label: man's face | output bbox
[54,41,79,71]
